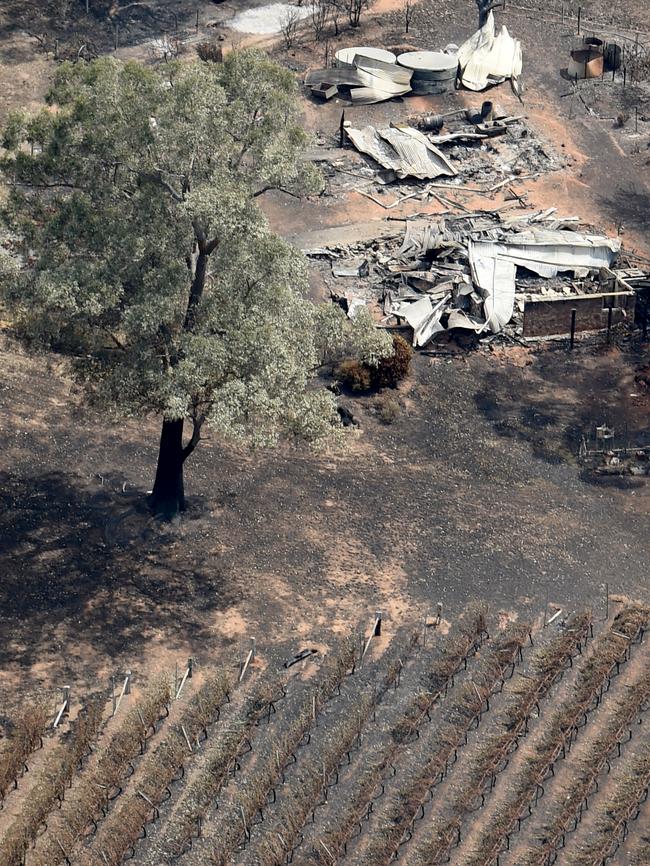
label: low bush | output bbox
[376,394,400,424]
[335,358,372,391]
[335,335,412,392]
[196,41,223,62]
[375,335,412,388]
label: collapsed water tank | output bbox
[568,38,604,79]
[396,50,458,94]
[334,46,397,68]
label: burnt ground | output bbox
[1,333,649,698]
[0,0,649,702]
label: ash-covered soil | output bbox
[0,334,648,697]
[0,0,648,702]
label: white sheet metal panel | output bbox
[305,68,370,87]
[414,294,450,346]
[458,11,522,92]
[393,295,432,330]
[354,55,413,85]
[349,85,410,104]
[469,241,516,333]
[475,231,620,277]
[446,309,486,332]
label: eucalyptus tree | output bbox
[0,51,390,516]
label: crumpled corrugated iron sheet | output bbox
[305,54,412,104]
[345,124,456,180]
[458,11,522,91]
[469,241,516,333]
[391,220,621,341]
[472,231,621,277]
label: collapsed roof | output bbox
[344,124,457,180]
[389,221,621,343]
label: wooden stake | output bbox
[181,724,193,752]
[53,686,71,729]
[238,639,256,683]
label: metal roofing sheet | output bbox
[354,55,413,85]
[345,124,456,180]
[458,11,522,91]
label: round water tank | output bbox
[335,46,397,68]
[568,45,604,79]
[397,50,458,93]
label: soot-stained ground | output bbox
[0,0,648,704]
[0,334,648,697]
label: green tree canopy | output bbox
[0,51,391,516]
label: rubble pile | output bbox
[310,111,564,203]
[306,209,641,347]
[592,450,650,477]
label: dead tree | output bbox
[347,0,370,28]
[404,0,415,32]
[280,7,301,49]
[328,0,343,35]
[310,0,330,42]
[477,0,504,27]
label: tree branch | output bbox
[182,413,206,460]
[204,236,219,255]
[253,185,300,199]
[138,170,184,202]
[104,328,127,351]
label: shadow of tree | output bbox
[0,471,235,678]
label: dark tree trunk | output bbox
[477,0,503,27]
[149,418,186,517]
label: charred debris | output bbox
[304,106,648,349]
